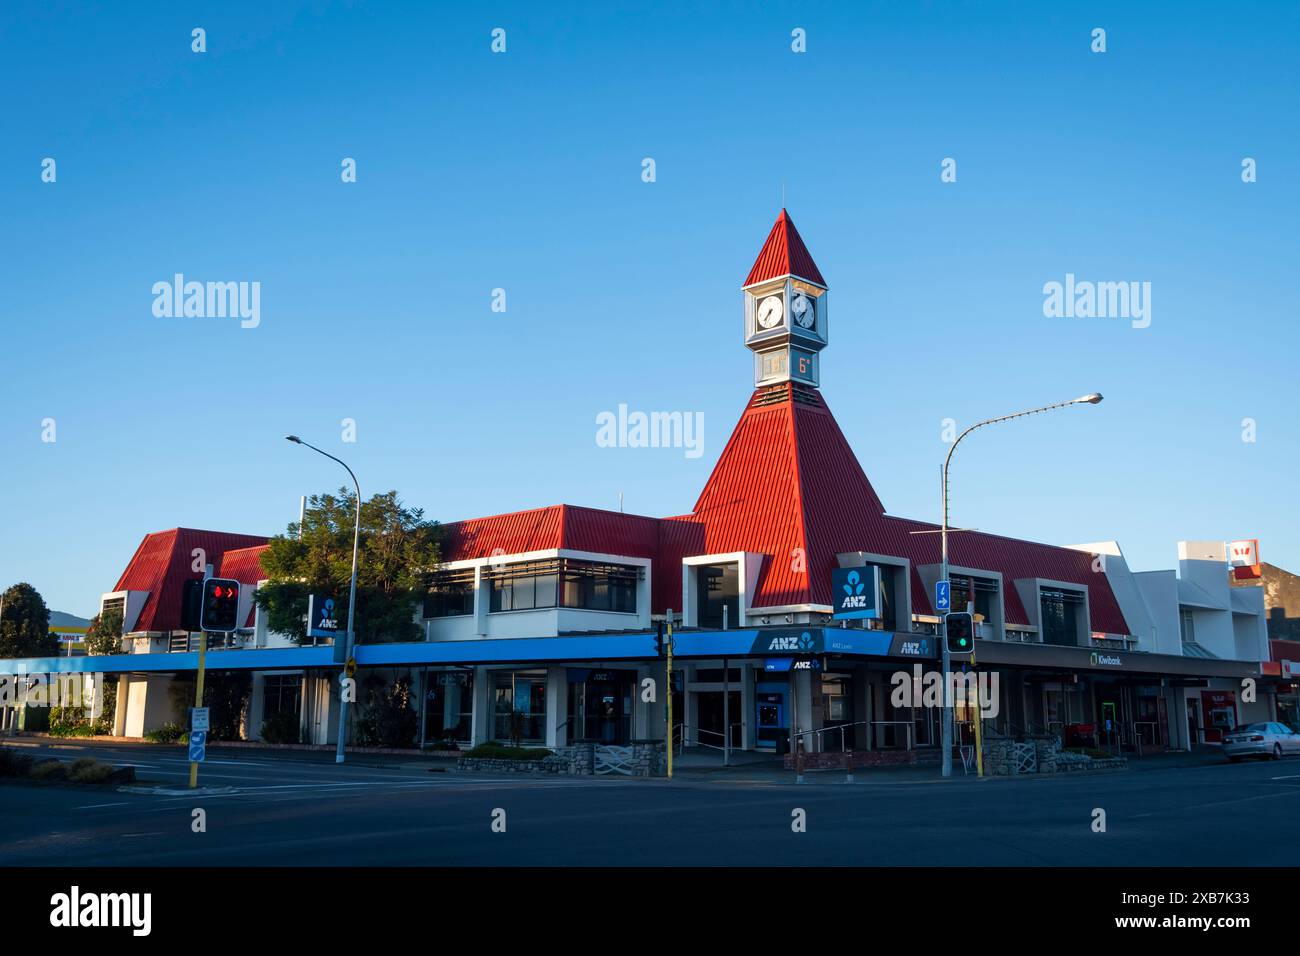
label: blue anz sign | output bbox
[831,566,880,620]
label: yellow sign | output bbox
[345,657,357,678]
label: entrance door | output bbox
[755,686,787,751]
[696,691,742,749]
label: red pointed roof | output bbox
[111,528,269,633]
[658,384,1129,633]
[744,209,826,288]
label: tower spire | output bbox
[742,211,829,388]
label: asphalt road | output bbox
[3,739,1299,866]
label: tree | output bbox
[85,608,124,733]
[0,583,56,658]
[254,489,443,645]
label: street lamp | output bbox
[285,435,361,765]
[939,394,1103,779]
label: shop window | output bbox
[263,674,301,720]
[423,670,474,744]
[491,671,548,743]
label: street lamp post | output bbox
[939,394,1103,779]
[285,436,361,765]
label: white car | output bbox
[1223,722,1300,761]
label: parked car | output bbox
[1223,722,1300,761]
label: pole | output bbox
[284,436,362,766]
[940,463,952,778]
[189,633,207,789]
[336,483,360,764]
[970,606,984,777]
[723,655,730,767]
[935,393,1103,780]
[666,609,673,780]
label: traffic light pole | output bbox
[189,630,207,789]
[938,394,1103,780]
[665,610,673,781]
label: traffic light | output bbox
[200,578,242,633]
[945,611,974,655]
[180,579,203,631]
[654,620,664,657]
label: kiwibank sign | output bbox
[1090,652,1124,667]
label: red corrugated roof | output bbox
[658,384,1129,634]
[744,209,826,288]
[441,504,660,563]
[112,528,268,633]
[219,544,271,629]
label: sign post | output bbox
[666,610,674,780]
[189,634,207,789]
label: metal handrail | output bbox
[674,723,741,753]
[792,720,875,752]
[868,720,915,751]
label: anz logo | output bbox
[839,569,870,609]
[898,639,930,657]
[767,631,816,653]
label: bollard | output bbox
[845,748,854,784]
[795,735,805,785]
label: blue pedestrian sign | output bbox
[188,730,207,763]
[935,580,951,613]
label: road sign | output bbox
[188,730,207,763]
[190,707,210,733]
[345,657,357,678]
[935,580,951,613]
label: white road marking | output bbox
[75,801,132,809]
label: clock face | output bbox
[756,295,784,329]
[792,293,815,329]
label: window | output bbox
[491,671,547,743]
[423,568,475,618]
[489,559,639,613]
[862,564,899,631]
[423,669,473,744]
[1180,610,1196,644]
[949,574,998,624]
[697,563,739,628]
[263,674,301,719]
[1040,589,1084,646]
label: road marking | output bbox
[75,801,132,809]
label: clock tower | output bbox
[743,209,828,388]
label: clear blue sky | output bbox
[2,1,1297,617]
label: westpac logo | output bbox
[766,631,816,653]
[50,886,151,936]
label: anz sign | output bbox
[831,566,880,621]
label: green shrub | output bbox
[67,757,115,784]
[48,723,96,738]
[260,710,302,744]
[466,742,551,761]
[143,722,187,744]
[0,747,34,778]
[29,759,67,780]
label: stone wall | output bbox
[983,732,1127,775]
[457,740,667,777]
